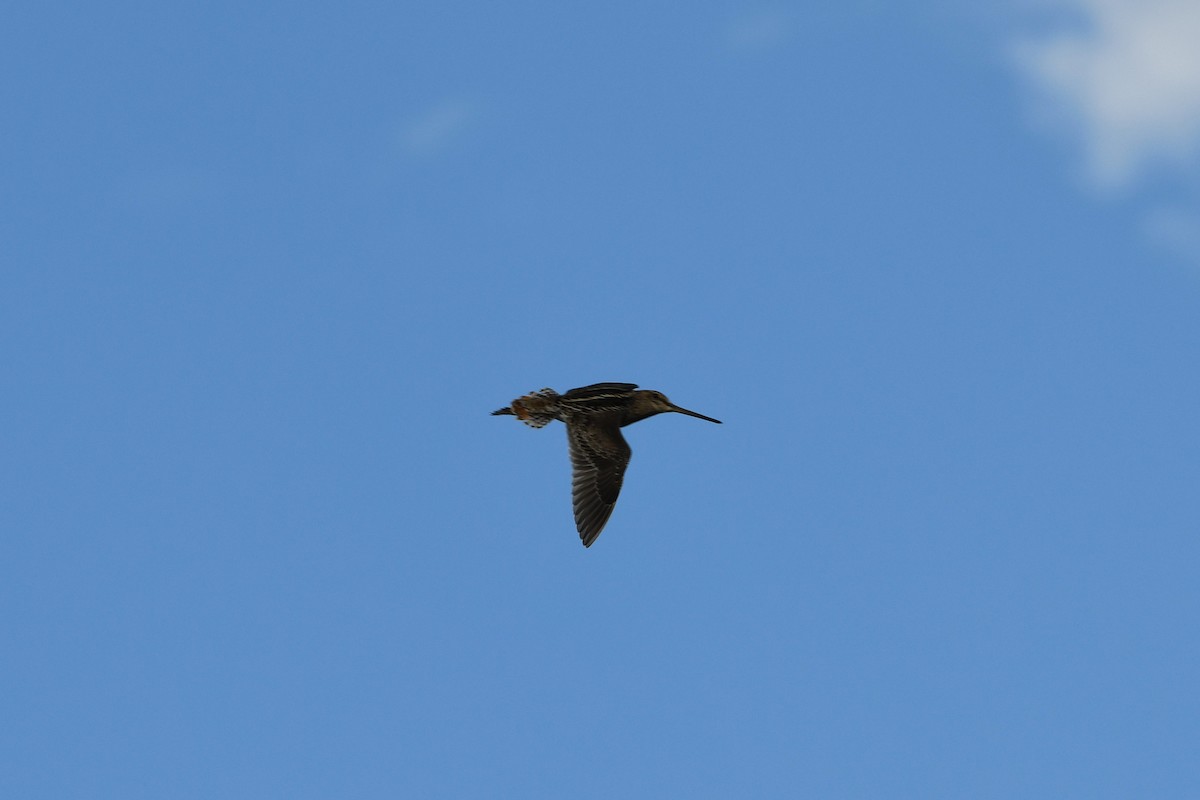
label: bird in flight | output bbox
[492,382,721,547]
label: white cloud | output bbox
[401,99,475,157]
[1013,0,1200,188]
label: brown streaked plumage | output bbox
[492,382,721,547]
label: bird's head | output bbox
[631,390,722,424]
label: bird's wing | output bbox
[567,420,632,547]
[562,383,638,400]
[561,383,638,416]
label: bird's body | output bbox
[492,383,721,547]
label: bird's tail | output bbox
[491,388,560,428]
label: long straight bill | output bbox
[670,405,722,424]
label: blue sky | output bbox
[3,2,1199,797]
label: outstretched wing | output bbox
[567,420,632,547]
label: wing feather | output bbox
[567,420,632,547]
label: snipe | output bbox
[492,382,721,547]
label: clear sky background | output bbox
[3,1,1199,797]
